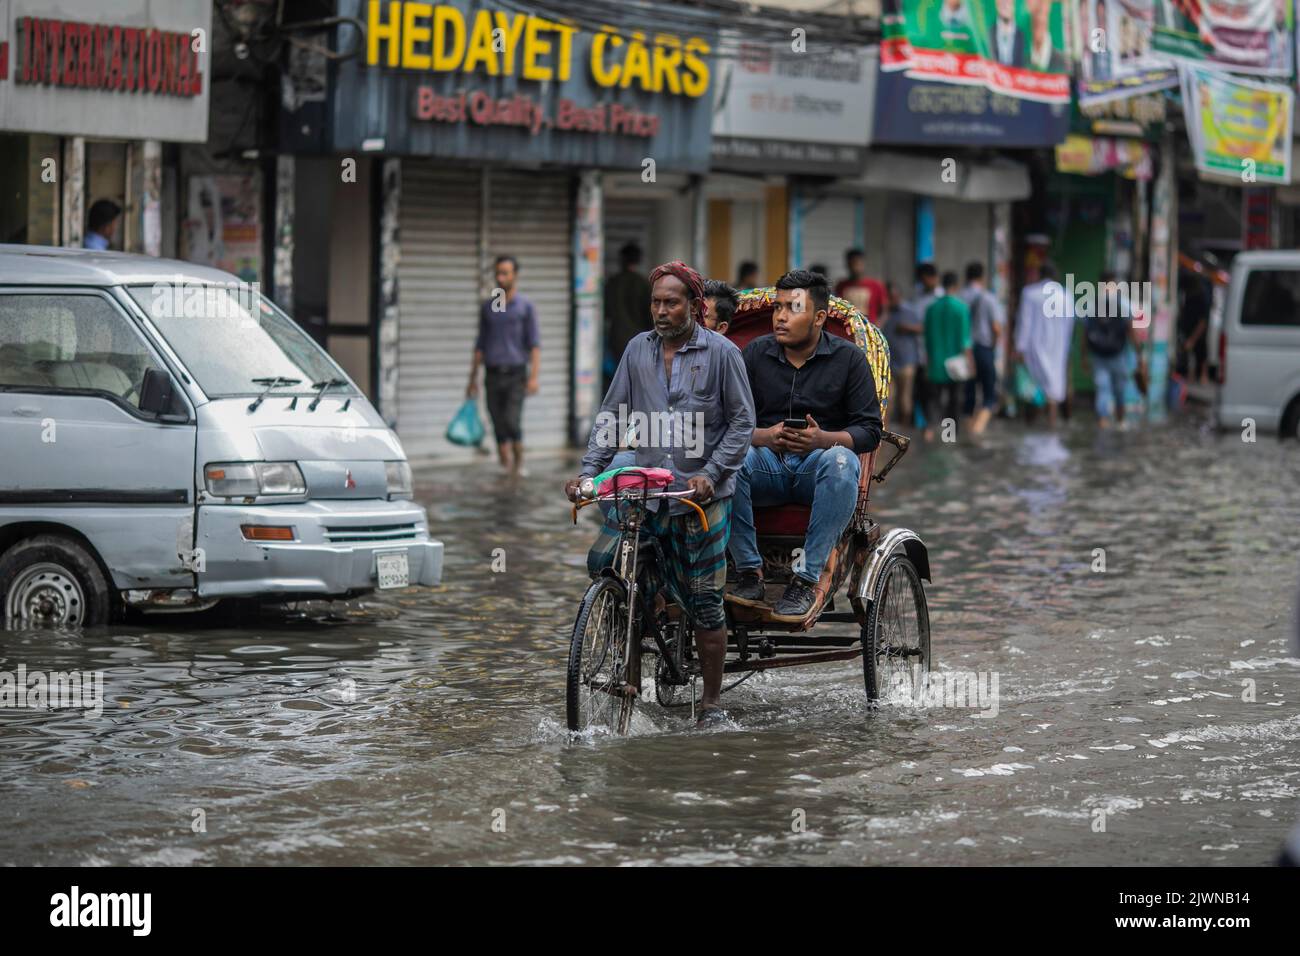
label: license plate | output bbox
[376,552,410,589]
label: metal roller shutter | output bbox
[931,199,991,279]
[800,195,857,280]
[488,170,572,457]
[396,165,572,462]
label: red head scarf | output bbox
[648,260,709,324]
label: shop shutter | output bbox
[396,165,572,462]
[799,195,857,284]
[931,199,991,280]
[487,170,573,457]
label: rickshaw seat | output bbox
[752,448,875,537]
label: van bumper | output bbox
[194,499,444,599]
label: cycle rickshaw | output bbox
[566,289,932,734]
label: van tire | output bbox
[1280,396,1300,442]
[0,535,114,628]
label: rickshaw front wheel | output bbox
[862,554,931,705]
[566,576,638,734]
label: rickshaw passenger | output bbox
[565,261,755,727]
[727,270,883,622]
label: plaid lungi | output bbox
[586,497,732,630]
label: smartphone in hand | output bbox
[782,418,808,430]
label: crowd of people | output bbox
[468,242,1157,480]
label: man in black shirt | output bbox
[728,269,882,621]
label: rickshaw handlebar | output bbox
[571,489,709,531]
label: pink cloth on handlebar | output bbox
[597,467,675,496]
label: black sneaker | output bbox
[771,579,818,622]
[727,569,767,606]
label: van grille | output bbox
[323,523,420,543]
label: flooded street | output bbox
[3,414,1299,866]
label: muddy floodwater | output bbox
[3,415,1299,865]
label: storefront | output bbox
[0,0,212,252]
[709,34,875,289]
[302,0,715,461]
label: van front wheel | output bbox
[0,536,113,628]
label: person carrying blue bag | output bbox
[464,255,540,474]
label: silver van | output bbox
[0,246,443,627]
[1216,250,1300,439]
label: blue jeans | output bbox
[728,445,861,586]
[963,343,999,413]
[1090,349,1131,421]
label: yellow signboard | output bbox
[365,0,710,97]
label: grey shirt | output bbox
[884,301,923,370]
[962,284,1004,349]
[580,322,755,514]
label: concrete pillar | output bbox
[914,195,934,265]
[572,169,603,445]
[690,175,706,270]
[274,154,295,314]
[376,157,401,429]
[61,136,85,247]
[125,140,163,256]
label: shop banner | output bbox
[1152,0,1293,75]
[1055,132,1153,177]
[873,66,1071,144]
[711,32,873,175]
[881,0,1072,104]
[1077,0,1179,105]
[1182,65,1293,184]
[1074,88,1167,138]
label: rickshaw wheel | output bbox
[862,554,931,705]
[566,577,638,734]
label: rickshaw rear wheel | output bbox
[566,576,638,734]
[862,554,930,705]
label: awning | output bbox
[835,152,1031,202]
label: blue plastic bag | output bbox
[446,398,485,447]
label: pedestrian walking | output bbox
[465,255,540,475]
[1013,260,1074,428]
[960,261,1004,435]
[910,262,940,430]
[1083,271,1146,429]
[604,242,651,386]
[882,280,923,429]
[834,247,887,327]
[922,271,973,440]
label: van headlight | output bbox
[385,460,413,500]
[205,462,306,497]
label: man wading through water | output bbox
[565,261,755,728]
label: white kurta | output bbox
[1015,280,1074,404]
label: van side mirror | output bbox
[139,367,186,421]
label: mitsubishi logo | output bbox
[344,469,356,490]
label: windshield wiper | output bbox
[308,378,348,411]
[247,376,302,412]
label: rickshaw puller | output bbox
[566,261,755,728]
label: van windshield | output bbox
[126,284,355,398]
